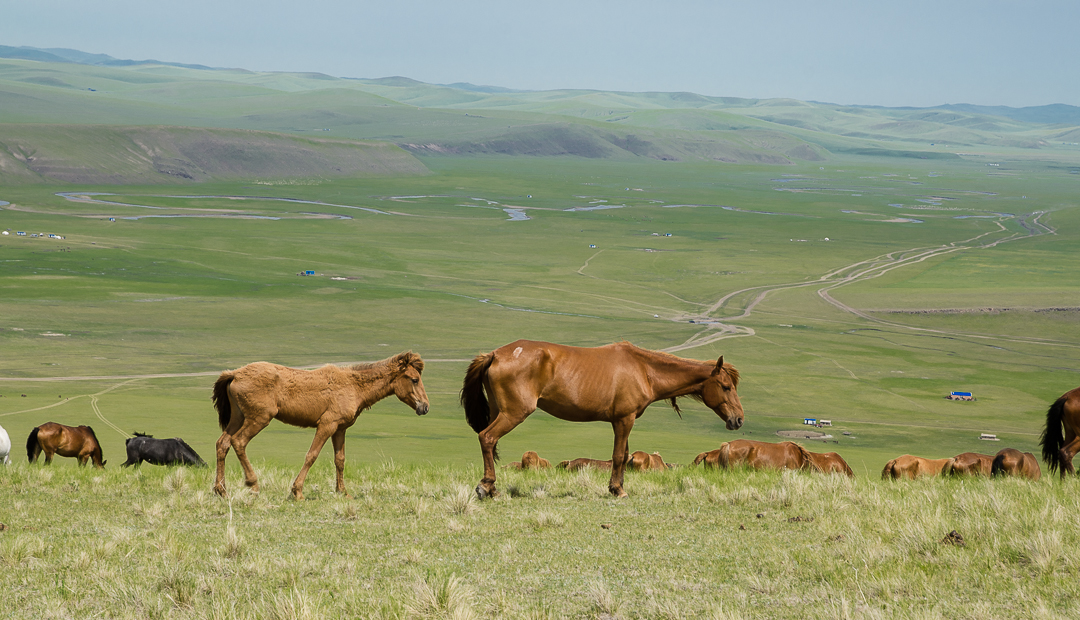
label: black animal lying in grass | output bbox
[121,432,206,467]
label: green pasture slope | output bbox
[1,154,1078,477]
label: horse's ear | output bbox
[712,355,724,374]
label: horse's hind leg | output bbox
[1061,434,1080,477]
[607,415,636,498]
[231,417,271,494]
[331,427,350,497]
[476,411,531,500]
[213,431,233,496]
[291,421,339,501]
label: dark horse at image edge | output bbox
[461,339,744,499]
[1041,386,1080,477]
[121,433,206,467]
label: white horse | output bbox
[0,424,10,465]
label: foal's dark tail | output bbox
[26,427,40,463]
[212,371,235,431]
[1041,396,1068,475]
[461,351,498,460]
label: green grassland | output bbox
[2,52,1080,618]
[2,154,1077,477]
[2,463,1079,619]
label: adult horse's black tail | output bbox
[26,427,39,463]
[1041,396,1068,474]
[461,352,494,434]
[460,351,498,460]
[212,371,235,431]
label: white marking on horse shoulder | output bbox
[513,347,523,358]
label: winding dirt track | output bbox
[663,211,1061,353]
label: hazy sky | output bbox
[2,0,1077,108]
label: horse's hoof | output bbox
[475,484,498,500]
[214,487,228,498]
[609,488,629,499]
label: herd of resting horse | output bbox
[10,339,1080,501]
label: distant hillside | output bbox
[0,125,428,184]
[1,46,1078,170]
[0,45,216,71]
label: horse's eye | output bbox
[411,377,419,384]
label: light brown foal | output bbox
[461,340,744,499]
[212,352,428,500]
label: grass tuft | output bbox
[403,573,477,620]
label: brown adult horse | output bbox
[992,448,1041,480]
[947,452,994,477]
[212,352,428,500]
[693,449,723,468]
[461,340,743,498]
[714,439,818,472]
[806,451,855,477]
[505,451,552,470]
[627,451,668,471]
[26,422,105,467]
[557,457,613,471]
[881,455,954,480]
[1040,386,1080,478]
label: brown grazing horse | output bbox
[714,439,817,472]
[881,455,954,480]
[992,448,1042,480]
[557,457,613,471]
[806,451,855,477]
[26,422,105,467]
[627,451,668,471]
[505,451,552,470]
[1040,386,1080,478]
[461,340,744,498]
[947,452,994,477]
[212,352,428,500]
[693,449,724,468]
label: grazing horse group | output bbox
[882,448,1042,480]
[12,340,1076,502]
[693,439,854,478]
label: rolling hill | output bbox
[2,48,1078,181]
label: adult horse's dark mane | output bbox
[627,344,741,417]
[82,425,103,461]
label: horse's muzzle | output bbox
[726,417,743,431]
[415,403,429,416]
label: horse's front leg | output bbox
[291,422,338,501]
[331,427,350,497]
[608,415,636,498]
